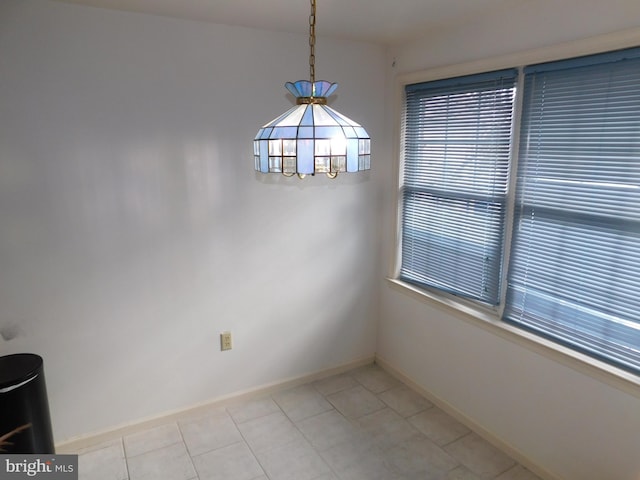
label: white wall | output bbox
[0,0,386,441]
[379,2,640,480]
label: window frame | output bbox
[391,38,640,390]
[397,67,525,317]
[400,69,519,307]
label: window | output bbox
[401,70,517,304]
[400,48,640,374]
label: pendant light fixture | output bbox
[254,0,371,179]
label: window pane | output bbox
[505,48,640,373]
[402,191,505,301]
[401,70,517,304]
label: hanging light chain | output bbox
[309,0,316,85]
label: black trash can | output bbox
[0,353,55,453]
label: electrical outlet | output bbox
[220,331,232,351]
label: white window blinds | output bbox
[505,48,640,372]
[401,70,517,304]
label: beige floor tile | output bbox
[255,438,332,480]
[273,384,333,422]
[123,423,182,458]
[179,409,243,456]
[408,407,470,446]
[127,442,196,480]
[78,439,128,480]
[312,373,358,396]
[445,465,483,479]
[386,436,459,478]
[330,452,403,480]
[355,408,423,450]
[237,411,304,453]
[226,396,281,424]
[495,464,544,480]
[378,385,433,417]
[352,365,401,393]
[311,474,340,480]
[326,385,385,418]
[444,433,516,478]
[192,442,264,480]
[319,436,383,470]
[296,409,365,451]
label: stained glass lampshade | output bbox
[254,80,370,177]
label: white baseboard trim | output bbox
[374,355,561,480]
[56,356,375,454]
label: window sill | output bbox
[386,277,640,399]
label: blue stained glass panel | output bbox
[297,139,314,174]
[260,127,273,140]
[324,82,339,97]
[260,140,269,173]
[313,81,335,96]
[354,127,369,138]
[285,82,301,97]
[294,80,313,97]
[315,126,344,139]
[271,126,298,138]
[300,106,314,126]
[340,125,357,138]
[298,126,314,138]
[346,138,359,172]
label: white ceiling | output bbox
[53,0,517,46]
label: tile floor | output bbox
[78,363,542,480]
